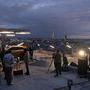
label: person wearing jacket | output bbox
[3,50,14,85]
[29,46,33,61]
[63,54,68,71]
[23,49,30,75]
[52,50,62,77]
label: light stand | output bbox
[78,50,88,77]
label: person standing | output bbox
[0,63,2,84]
[23,49,30,75]
[52,50,62,77]
[3,50,14,85]
[29,47,33,61]
[63,54,68,71]
[0,48,5,72]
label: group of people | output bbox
[52,50,68,77]
[0,48,32,86]
[0,47,68,85]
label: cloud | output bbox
[32,2,56,10]
[0,0,90,38]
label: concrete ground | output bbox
[0,59,90,90]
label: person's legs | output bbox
[54,63,58,77]
[25,62,30,75]
[4,68,8,82]
[5,67,13,85]
[58,63,61,74]
[30,54,33,61]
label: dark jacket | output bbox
[3,53,14,68]
[63,56,68,65]
[23,51,29,63]
[53,53,61,63]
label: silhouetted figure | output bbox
[29,47,33,61]
[23,49,30,75]
[0,48,5,72]
[3,50,14,85]
[0,48,6,80]
[63,54,68,71]
[52,50,62,77]
[0,63,2,84]
[88,55,90,68]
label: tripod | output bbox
[47,59,54,73]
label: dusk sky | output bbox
[0,0,90,38]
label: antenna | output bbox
[64,35,68,46]
[52,32,55,40]
[51,32,55,48]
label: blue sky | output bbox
[0,0,90,38]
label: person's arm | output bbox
[10,55,15,65]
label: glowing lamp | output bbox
[37,44,40,47]
[88,47,90,50]
[78,50,86,57]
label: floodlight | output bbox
[78,50,86,57]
